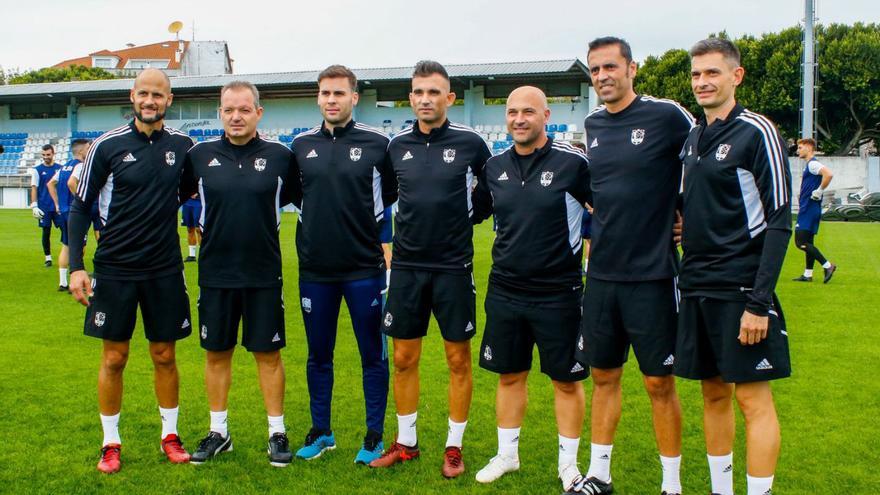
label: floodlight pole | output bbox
[802,0,817,139]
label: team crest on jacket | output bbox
[715,144,732,161]
[540,171,554,187]
[443,148,456,163]
[350,147,362,162]
[165,151,176,166]
[631,129,645,145]
[254,158,267,171]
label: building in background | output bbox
[52,40,233,77]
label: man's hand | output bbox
[69,270,93,306]
[810,188,823,201]
[673,210,683,246]
[30,202,44,219]
[738,310,768,345]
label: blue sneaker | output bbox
[295,428,335,460]
[354,430,383,465]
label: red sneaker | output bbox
[442,446,465,478]
[161,434,191,463]
[97,444,121,474]
[368,441,420,468]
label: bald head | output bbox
[130,68,173,125]
[506,85,551,151]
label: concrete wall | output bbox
[790,155,878,209]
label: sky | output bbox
[1,0,876,74]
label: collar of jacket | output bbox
[410,118,450,141]
[128,119,167,141]
[220,132,261,151]
[697,102,745,129]
[320,119,356,138]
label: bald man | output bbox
[470,86,592,492]
[68,68,195,474]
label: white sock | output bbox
[45,254,52,261]
[268,415,285,436]
[497,426,520,460]
[822,261,832,269]
[188,245,197,257]
[59,267,68,286]
[708,453,734,495]
[747,474,774,495]
[159,406,178,438]
[586,443,613,483]
[446,418,467,448]
[210,410,228,438]
[660,455,682,494]
[558,434,580,469]
[397,412,417,447]
[101,413,121,446]
[804,269,814,277]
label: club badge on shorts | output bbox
[443,148,456,163]
[716,144,732,161]
[631,128,645,145]
[95,312,106,327]
[254,158,267,171]
[165,151,176,166]
[350,147,362,162]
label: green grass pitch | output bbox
[0,210,877,494]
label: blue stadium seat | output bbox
[558,124,568,132]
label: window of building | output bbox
[10,102,68,119]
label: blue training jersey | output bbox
[55,159,80,213]
[32,163,60,212]
[799,158,824,208]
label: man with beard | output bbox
[30,144,62,267]
[470,86,591,492]
[68,68,195,474]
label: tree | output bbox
[634,23,880,154]
[8,65,117,84]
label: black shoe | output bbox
[661,492,681,495]
[184,256,197,262]
[44,259,52,267]
[190,431,232,464]
[58,285,69,292]
[268,432,293,467]
[823,264,837,283]
[564,476,613,494]
[792,275,812,282]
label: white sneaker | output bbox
[559,463,584,491]
[475,454,520,483]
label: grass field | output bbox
[0,209,878,494]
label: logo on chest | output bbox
[442,149,456,163]
[540,171,554,187]
[631,129,645,146]
[254,158,267,172]
[165,151,176,166]
[715,144,732,161]
[349,147,362,162]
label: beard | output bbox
[134,105,165,124]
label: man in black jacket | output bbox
[181,81,296,468]
[676,38,792,495]
[470,86,591,493]
[370,61,492,478]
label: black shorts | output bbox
[480,286,587,382]
[675,295,791,383]
[577,277,678,376]
[198,286,285,352]
[382,268,476,342]
[84,271,192,342]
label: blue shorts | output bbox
[38,210,62,229]
[181,203,201,228]
[581,209,592,239]
[795,202,821,235]
[378,207,393,244]
[58,211,69,245]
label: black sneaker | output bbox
[44,259,52,267]
[190,431,232,464]
[58,285,69,292]
[823,264,837,283]
[661,492,681,495]
[184,256,197,262]
[268,432,293,467]
[792,275,812,282]
[564,476,613,494]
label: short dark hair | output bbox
[797,138,817,149]
[221,80,261,108]
[689,37,741,66]
[588,36,633,64]
[71,138,91,148]
[318,65,358,92]
[41,144,54,152]
[413,60,449,81]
